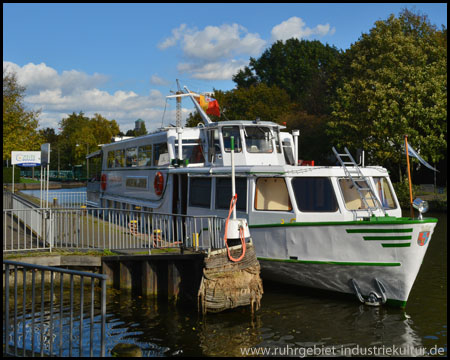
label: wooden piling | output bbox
[198,242,263,314]
[100,246,263,314]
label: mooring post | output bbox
[167,261,181,300]
[141,261,158,297]
[120,261,132,291]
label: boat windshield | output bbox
[244,126,273,153]
[373,177,397,209]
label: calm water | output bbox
[20,187,86,197]
[99,212,446,357]
[7,209,446,357]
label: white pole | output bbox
[292,130,300,166]
[46,164,50,208]
[231,136,236,220]
[40,166,43,208]
[177,127,183,161]
[12,164,15,194]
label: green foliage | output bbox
[278,110,334,164]
[3,70,43,160]
[392,178,421,208]
[125,120,148,137]
[3,166,21,183]
[58,112,120,168]
[328,9,447,172]
[186,83,293,127]
[233,38,342,115]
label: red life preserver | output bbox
[101,174,107,191]
[154,171,164,196]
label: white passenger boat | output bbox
[87,86,437,307]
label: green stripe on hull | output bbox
[347,228,413,233]
[250,218,437,229]
[258,257,401,267]
[386,298,407,308]
[363,235,412,241]
[381,243,411,248]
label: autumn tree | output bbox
[3,70,43,161]
[58,112,120,169]
[328,9,447,177]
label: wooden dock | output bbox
[102,242,263,313]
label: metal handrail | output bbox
[3,206,226,253]
[3,260,107,357]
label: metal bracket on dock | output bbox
[351,278,387,306]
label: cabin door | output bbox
[172,174,188,245]
[172,174,188,215]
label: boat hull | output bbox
[250,217,438,307]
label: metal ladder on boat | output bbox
[332,147,386,219]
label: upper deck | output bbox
[100,120,295,171]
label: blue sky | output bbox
[3,3,447,132]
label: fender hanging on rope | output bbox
[223,193,247,262]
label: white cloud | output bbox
[181,23,266,62]
[158,23,187,50]
[3,61,108,95]
[178,59,248,80]
[271,16,336,42]
[3,61,167,132]
[150,74,169,86]
[159,23,266,81]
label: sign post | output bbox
[41,144,51,208]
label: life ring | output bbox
[100,174,107,191]
[154,171,164,196]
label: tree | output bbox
[185,84,293,127]
[233,39,342,115]
[58,112,121,168]
[327,9,447,176]
[3,70,43,160]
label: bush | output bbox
[3,167,21,184]
[392,179,421,208]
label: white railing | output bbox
[47,192,87,208]
[3,190,50,251]
[54,208,225,251]
[3,207,225,253]
[3,190,225,253]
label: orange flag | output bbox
[198,95,220,117]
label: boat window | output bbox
[373,177,397,209]
[138,145,152,166]
[215,177,247,211]
[339,179,375,210]
[292,177,338,212]
[114,149,125,168]
[189,177,211,208]
[154,143,169,166]
[222,126,242,153]
[126,147,137,167]
[245,126,273,153]
[255,177,292,211]
[107,151,115,168]
[282,139,295,165]
[207,129,220,162]
[174,140,205,164]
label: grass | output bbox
[19,178,41,184]
[3,248,121,260]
